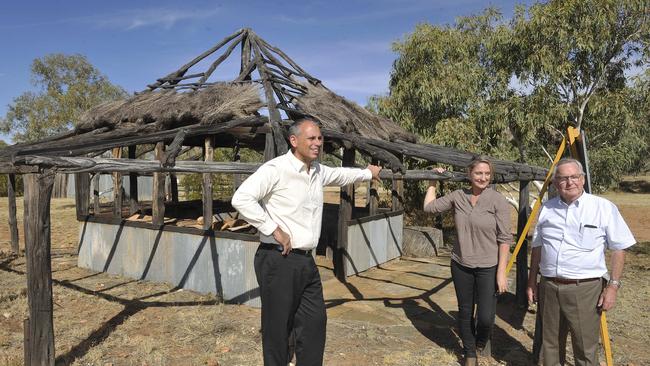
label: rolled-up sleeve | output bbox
[495,195,513,245]
[231,164,279,235]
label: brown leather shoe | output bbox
[464,356,477,366]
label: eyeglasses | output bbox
[554,174,584,184]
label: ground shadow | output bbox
[496,292,528,330]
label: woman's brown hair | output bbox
[466,155,494,177]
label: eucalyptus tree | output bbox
[1,53,127,143]
[378,0,649,190]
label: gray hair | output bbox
[288,116,320,137]
[552,158,586,179]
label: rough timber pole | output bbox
[112,147,123,218]
[74,173,90,218]
[128,145,139,215]
[203,137,214,230]
[335,148,355,281]
[516,180,531,307]
[152,142,166,226]
[8,174,20,254]
[23,172,56,365]
[391,155,404,211]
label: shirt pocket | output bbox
[577,226,604,251]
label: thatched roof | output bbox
[76,83,263,134]
[293,83,416,143]
[0,28,547,181]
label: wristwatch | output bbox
[607,279,622,289]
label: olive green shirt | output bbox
[424,187,512,268]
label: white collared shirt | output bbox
[532,192,636,279]
[231,151,372,250]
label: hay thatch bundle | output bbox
[293,83,416,143]
[76,83,263,133]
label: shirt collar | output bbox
[558,190,587,207]
[286,150,312,173]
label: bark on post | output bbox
[152,143,166,226]
[23,172,56,365]
[128,145,139,215]
[8,174,19,254]
[92,173,100,215]
[368,160,379,215]
[391,155,404,211]
[74,173,90,218]
[112,148,123,218]
[335,148,355,281]
[516,180,531,307]
[203,137,214,230]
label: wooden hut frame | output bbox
[0,28,546,364]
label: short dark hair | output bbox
[288,115,321,137]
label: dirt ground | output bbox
[0,187,649,366]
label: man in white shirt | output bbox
[232,117,381,366]
[527,158,636,366]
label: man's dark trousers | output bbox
[254,244,327,366]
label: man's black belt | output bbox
[259,242,313,256]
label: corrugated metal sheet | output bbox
[344,214,403,276]
[77,221,260,307]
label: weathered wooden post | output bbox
[112,147,123,218]
[152,142,166,226]
[23,172,56,365]
[92,173,100,215]
[368,160,379,215]
[516,180,531,307]
[335,148,355,281]
[8,174,20,254]
[203,137,214,230]
[128,145,139,215]
[391,155,404,211]
[74,173,90,218]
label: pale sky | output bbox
[0,0,537,143]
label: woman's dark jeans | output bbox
[450,260,497,358]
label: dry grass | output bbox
[0,184,649,364]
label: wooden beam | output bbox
[369,161,378,215]
[203,137,214,230]
[250,36,288,157]
[152,143,166,227]
[74,173,90,218]
[92,173,100,215]
[23,172,56,365]
[128,146,139,215]
[335,148,355,281]
[0,116,266,159]
[7,174,19,254]
[392,155,404,211]
[170,174,179,203]
[112,148,123,218]
[202,136,214,230]
[516,180,531,307]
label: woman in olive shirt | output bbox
[423,156,512,366]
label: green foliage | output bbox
[0,53,127,142]
[376,0,649,193]
[181,147,263,201]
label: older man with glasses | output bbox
[527,158,636,366]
